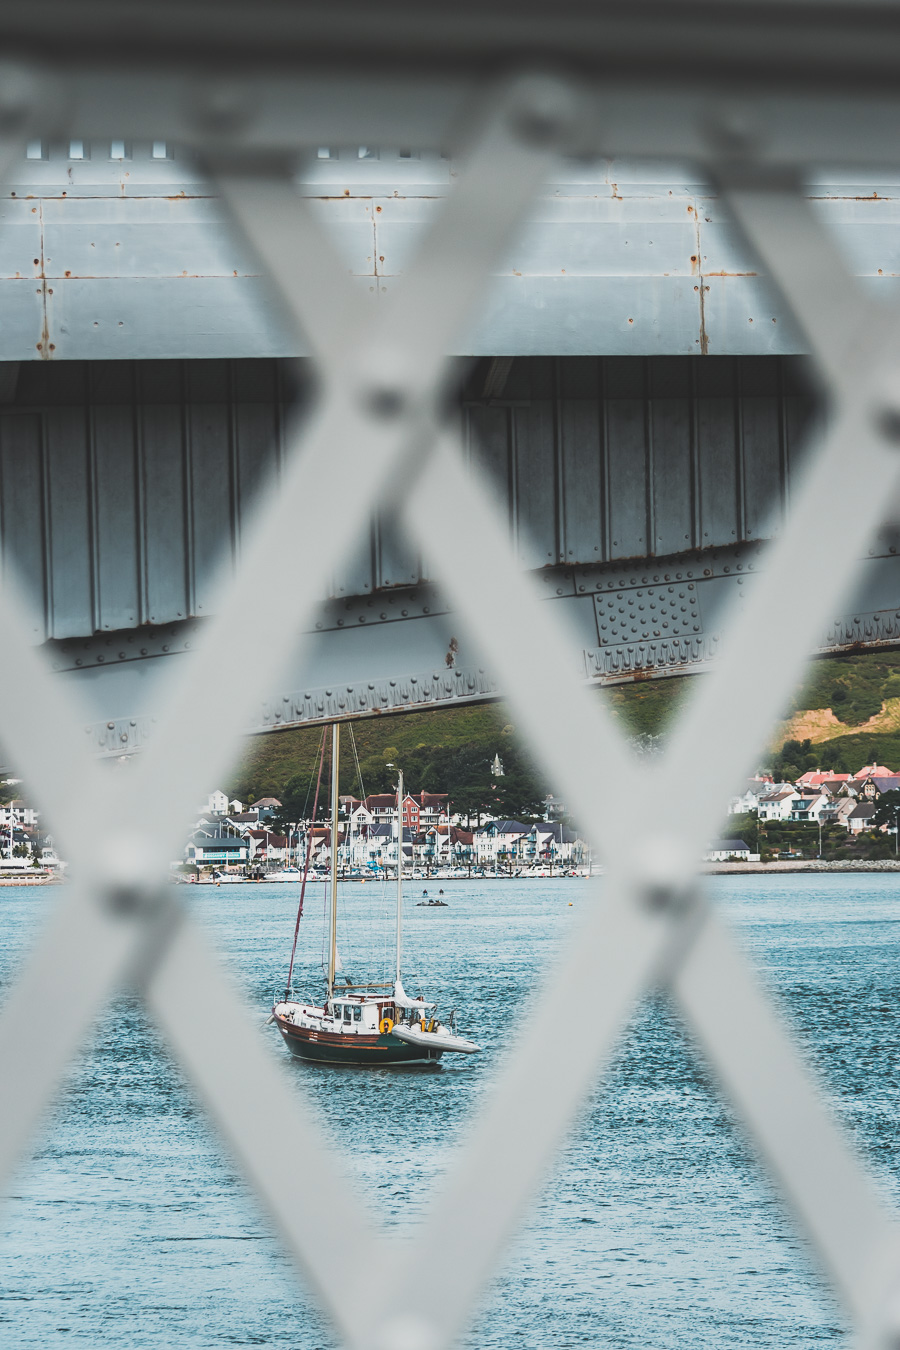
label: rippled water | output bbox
[2,874,900,1349]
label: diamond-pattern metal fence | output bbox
[3,64,900,1350]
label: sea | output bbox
[2,874,900,1349]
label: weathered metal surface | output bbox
[0,1,889,74]
[58,538,900,754]
[3,144,900,359]
[23,349,900,747]
[0,354,813,641]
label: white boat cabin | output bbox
[276,988,437,1035]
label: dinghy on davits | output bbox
[390,1023,480,1055]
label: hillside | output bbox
[225,650,900,810]
[769,651,900,776]
[226,678,688,813]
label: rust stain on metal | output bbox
[705,270,758,277]
[698,275,709,355]
[36,314,50,359]
[811,192,885,201]
[36,201,51,359]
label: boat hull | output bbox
[275,1014,443,1066]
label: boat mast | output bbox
[395,768,403,985]
[327,723,340,1000]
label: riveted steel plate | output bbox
[594,581,702,646]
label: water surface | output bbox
[2,874,900,1348]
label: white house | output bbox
[728,778,775,814]
[704,839,760,862]
[519,823,582,865]
[475,820,531,865]
[757,788,800,821]
[0,800,38,828]
[789,792,830,823]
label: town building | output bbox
[247,829,289,863]
[0,800,38,828]
[252,797,282,821]
[474,820,583,867]
[704,839,760,862]
[186,832,251,866]
[847,802,879,835]
[205,789,244,816]
[789,792,830,823]
[797,770,849,789]
[757,788,801,821]
[728,777,774,814]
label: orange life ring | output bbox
[379,1017,394,1034]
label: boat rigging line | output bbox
[284,725,327,998]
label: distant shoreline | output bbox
[189,862,900,884]
[700,859,900,875]
[10,863,900,889]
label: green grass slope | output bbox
[230,704,512,802]
[771,652,900,775]
[225,649,900,806]
[226,679,689,806]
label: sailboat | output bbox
[271,724,480,1066]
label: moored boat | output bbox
[271,725,480,1067]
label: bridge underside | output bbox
[4,353,897,753]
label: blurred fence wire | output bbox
[2,17,900,1349]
